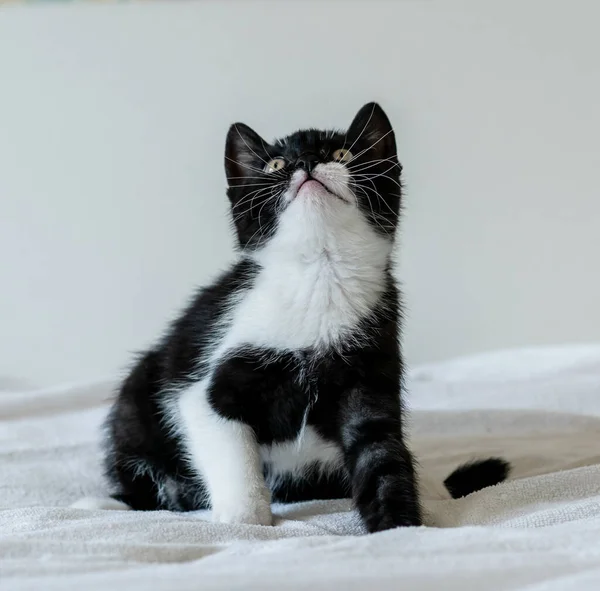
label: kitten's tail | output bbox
[444,458,511,499]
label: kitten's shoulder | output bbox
[185,256,257,317]
[158,257,258,380]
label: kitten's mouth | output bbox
[298,178,325,193]
[297,177,347,203]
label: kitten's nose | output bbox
[296,154,319,173]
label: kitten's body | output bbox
[106,203,405,527]
[103,104,508,532]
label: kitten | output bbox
[102,103,509,532]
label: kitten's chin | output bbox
[296,178,348,204]
[296,179,330,200]
[298,179,326,194]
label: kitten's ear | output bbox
[347,102,397,159]
[225,122,267,182]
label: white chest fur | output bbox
[218,195,392,356]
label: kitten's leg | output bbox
[105,454,169,510]
[177,380,272,526]
[340,386,422,533]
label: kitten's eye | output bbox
[265,157,286,173]
[332,148,352,162]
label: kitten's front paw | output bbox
[212,499,273,526]
[360,479,422,533]
[365,502,422,533]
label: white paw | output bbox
[70,496,132,511]
[212,499,273,526]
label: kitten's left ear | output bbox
[225,122,268,183]
[347,102,397,160]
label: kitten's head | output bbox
[224,102,401,252]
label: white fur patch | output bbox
[262,426,344,489]
[177,381,272,526]
[70,497,131,511]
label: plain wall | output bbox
[1,0,599,387]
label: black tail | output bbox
[444,458,510,499]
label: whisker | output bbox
[232,196,272,221]
[232,180,287,224]
[356,185,381,228]
[231,187,273,211]
[342,103,376,156]
[256,184,282,224]
[234,124,273,169]
[232,193,276,216]
[345,129,395,165]
[233,126,288,180]
[354,185,397,233]
[225,156,285,178]
[354,184,391,234]
[230,181,288,210]
[353,167,403,190]
[347,157,400,173]
[352,160,404,190]
[227,175,273,181]
[228,181,284,189]
[352,178,400,218]
[243,189,280,249]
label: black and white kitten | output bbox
[101,103,509,532]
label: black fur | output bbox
[444,459,511,499]
[103,103,508,533]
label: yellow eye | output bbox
[265,157,286,173]
[332,148,352,162]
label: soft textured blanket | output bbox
[3,345,600,589]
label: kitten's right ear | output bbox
[225,123,267,183]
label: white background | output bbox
[1,0,598,387]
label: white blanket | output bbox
[3,345,600,590]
